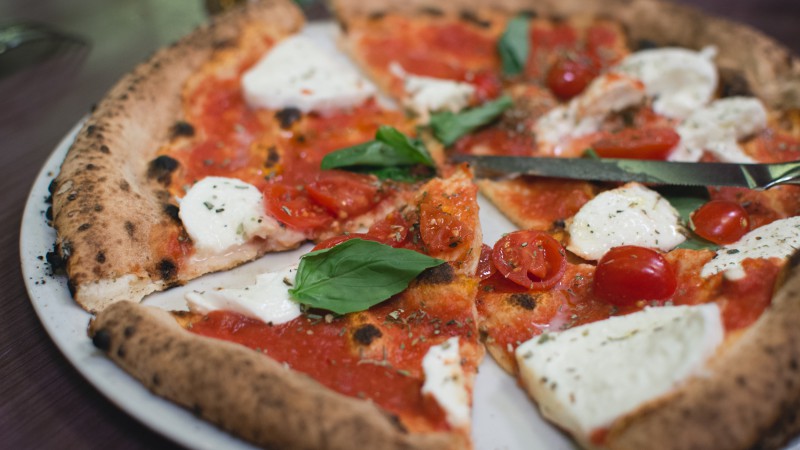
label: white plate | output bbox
[19,22,574,450]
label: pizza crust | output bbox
[331,0,800,109]
[52,0,305,312]
[88,301,465,450]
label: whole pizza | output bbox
[47,0,800,448]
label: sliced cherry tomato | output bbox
[593,246,677,306]
[263,183,334,232]
[476,244,496,280]
[591,127,680,160]
[367,211,410,247]
[690,200,750,245]
[491,230,567,290]
[546,55,598,101]
[306,171,382,219]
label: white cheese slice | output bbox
[669,97,767,163]
[186,265,302,325]
[615,46,718,119]
[390,63,475,119]
[566,183,686,261]
[515,303,724,440]
[701,216,800,280]
[422,337,471,428]
[242,35,376,113]
[179,176,273,253]
[535,74,645,153]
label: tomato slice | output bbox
[465,70,503,102]
[546,55,598,101]
[312,233,378,251]
[591,127,680,160]
[476,244,496,280]
[306,171,382,219]
[263,182,334,232]
[593,246,677,306]
[491,231,567,290]
[690,200,750,244]
[367,211,410,247]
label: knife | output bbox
[453,155,800,189]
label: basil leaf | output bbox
[429,95,514,146]
[289,239,445,314]
[320,126,435,179]
[498,15,530,76]
[657,187,719,251]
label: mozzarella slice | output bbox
[242,35,376,113]
[515,303,724,441]
[186,265,302,325]
[389,63,475,119]
[535,74,645,153]
[615,46,718,119]
[670,97,767,163]
[422,337,470,428]
[701,216,800,280]
[179,177,275,253]
[566,183,686,261]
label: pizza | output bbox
[45,0,800,448]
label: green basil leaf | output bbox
[429,95,514,146]
[498,15,530,76]
[289,239,445,314]
[320,126,435,179]
[657,186,719,251]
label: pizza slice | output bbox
[51,0,439,312]
[88,168,485,449]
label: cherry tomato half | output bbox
[367,211,410,247]
[263,183,333,232]
[690,200,750,245]
[593,246,677,306]
[591,127,680,160]
[546,55,598,101]
[476,244,496,280]
[306,171,382,219]
[491,230,567,290]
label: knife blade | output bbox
[453,155,800,189]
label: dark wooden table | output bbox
[1,1,798,449]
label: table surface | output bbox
[2,1,799,449]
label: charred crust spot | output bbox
[45,206,53,221]
[86,124,97,136]
[736,375,748,386]
[353,324,382,346]
[48,179,57,195]
[509,293,537,310]
[67,192,77,202]
[157,259,178,280]
[119,180,130,192]
[117,345,126,359]
[635,38,660,50]
[147,155,180,185]
[67,278,77,296]
[212,39,234,50]
[368,11,386,20]
[790,358,798,371]
[419,7,443,16]
[275,107,302,129]
[46,249,67,272]
[96,252,106,264]
[387,413,408,433]
[152,373,161,386]
[171,121,195,138]
[99,145,110,154]
[417,263,455,285]
[85,163,97,171]
[719,68,753,98]
[94,204,103,212]
[78,223,92,232]
[460,10,491,28]
[163,203,181,221]
[92,329,111,351]
[125,221,136,238]
[553,219,566,230]
[265,146,280,168]
[192,403,203,416]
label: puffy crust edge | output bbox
[603,260,800,450]
[51,0,305,312]
[88,301,466,450]
[330,0,800,109]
